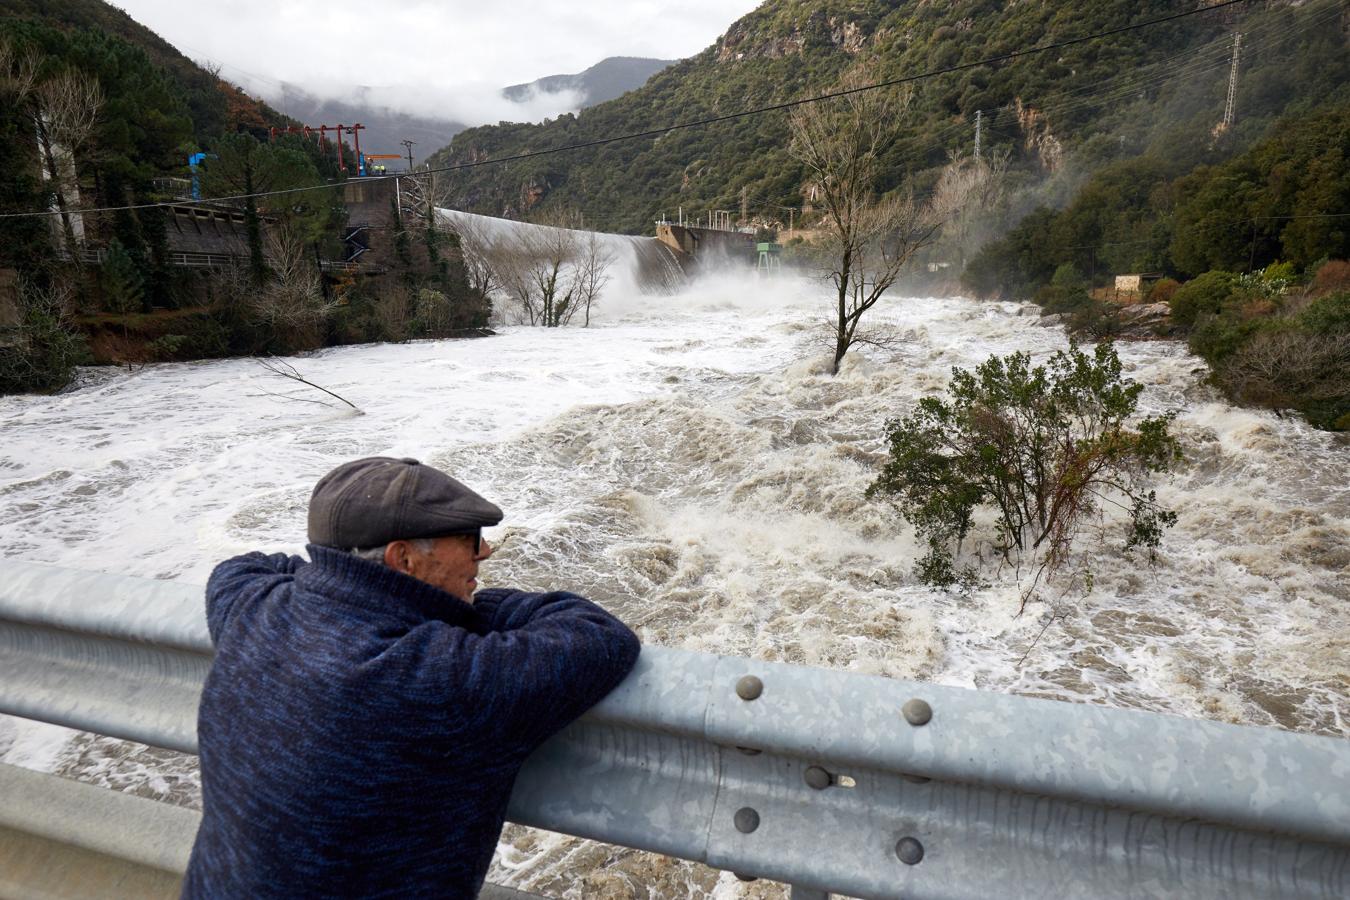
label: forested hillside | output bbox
[430,0,1346,235]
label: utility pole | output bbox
[974,109,982,162]
[1222,33,1242,130]
[401,139,416,172]
[740,186,748,226]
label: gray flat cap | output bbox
[307,456,503,548]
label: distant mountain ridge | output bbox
[503,57,677,109]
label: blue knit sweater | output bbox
[182,545,640,899]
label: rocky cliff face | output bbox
[1015,98,1066,174]
[716,11,871,62]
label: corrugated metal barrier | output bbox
[1,560,1347,898]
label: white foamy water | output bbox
[1,269,1347,897]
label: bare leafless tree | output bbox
[1,43,103,262]
[788,64,937,374]
[252,223,337,347]
[519,222,580,327]
[495,211,595,327]
[929,147,1011,271]
[1217,330,1350,414]
[443,208,613,328]
[0,39,40,100]
[36,70,103,156]
[447,214,502,301]
[575,232,614,327]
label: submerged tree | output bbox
[788,64,936,374]
[491,210,613,328]
[868,342,1182,604]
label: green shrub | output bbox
[1033,283,1091,316]
[868,342,1182,599]
[147,334,188,360]
[100,240,146,316]
[1169,270,1241,327]
[1188,315,1259,364]
[1051,263,1086,290]
[1296,288,1350,334]
[0,279,90,394]
[1261,261,1298,285]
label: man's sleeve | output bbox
[204,552,306,644]
[440,589,640,750]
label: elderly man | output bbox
[183,457,640,899]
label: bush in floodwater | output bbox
[867,342,1182,599]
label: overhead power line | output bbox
[0,0,1251,221]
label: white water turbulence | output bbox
[439,207,689,310]
[1,229,1348,897]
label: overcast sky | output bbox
[113,0,763,123]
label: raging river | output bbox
[1,230,1347,897]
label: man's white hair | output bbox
[350,538,436,565]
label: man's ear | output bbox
[384,541,412,573]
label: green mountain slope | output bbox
[2,0,282,138]
[428,0,1348,235]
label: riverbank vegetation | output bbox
[961,99,1350,430]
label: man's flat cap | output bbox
[308,456,503,548]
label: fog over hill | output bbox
[503,56,676,109]
[259,57,676,167]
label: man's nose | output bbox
[476,538,493,561]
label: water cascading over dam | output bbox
[437,208,689,298]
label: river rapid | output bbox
[1,270,1347,898]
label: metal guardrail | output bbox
[0,763,544,900]
[1,559,1348,899]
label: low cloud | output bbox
[254,78,587,128]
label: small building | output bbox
[1114,273,1164,295]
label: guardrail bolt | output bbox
[736,675,764,701]
[804,766,831,790]
[734,807,761,834]
[902,698,932,726]
[895,837,924,865]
